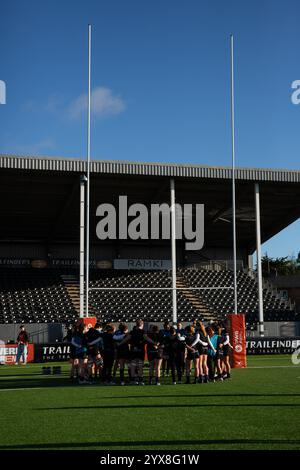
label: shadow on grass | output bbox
[96,393,300,399]
[2,375,300,399]
[0,372,64,378]
[0,438,299,450]
[36,403,300,411]
[0,376,72,389]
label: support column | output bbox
[254,183,264,336]
[170,178,177,324]
[248,254,253,271]
[79,175,86,318]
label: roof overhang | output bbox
[0,154,299,254]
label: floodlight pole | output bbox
[79,175,86,317]
[255,183,265,336]
[85,24,92,318]
[230,34,238,314]
[170,178,177,324]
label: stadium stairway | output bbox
[0,267,297,325]
[179,267,299,324]
[61,274,98,318]
[61,274,81,315]
[176,275,216,322]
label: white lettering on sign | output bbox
[114,259,172,270]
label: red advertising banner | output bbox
[83,317,97,329]
[227,314,247,368]
[0,344,35,365]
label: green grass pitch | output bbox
[0,355,299,450]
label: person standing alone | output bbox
[15,325,29,365]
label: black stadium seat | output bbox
[0,268,78,324]
[0,267,298,325]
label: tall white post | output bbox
[79,175,86,317]
[255,183,265,336]
[230,34,238,314]
[170,178,177,324]
[85,24,92,317]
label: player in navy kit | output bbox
[118,319,155,385]
[193,321,210,383]
[85,322,103,381]
[220,323,233,379]
[71,319,89,384]
[211,324,226,381]
[166,326,184,384]
[159,321,171,377]
[184,326,200,384]
[113,323,130,385]
[101,324,116,384]
[147,325,163,385]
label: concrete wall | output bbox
[246,321,300,337]
[0,323,65,344]
[1,321,300,344]
[0,243,247,267]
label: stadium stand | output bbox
[0,268,78,324]
[1,265,296,325]
[89,270,204,323]
[0,156,299,328]
[179,268,299,323]
[88,268,298,324]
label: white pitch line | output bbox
[0,387,43,392]
[247,365,299,369]
[0,375,41,379]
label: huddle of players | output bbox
[69,318,233,385]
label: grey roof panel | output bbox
[0,154,300,183]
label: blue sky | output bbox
[0,0,299,258]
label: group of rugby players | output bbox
[67,318,233,385]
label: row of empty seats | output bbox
[179,268,298,324]
[0,267,298,325]
[89,268,298,324]
[0,269,78,324]
[89,270,200,323]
